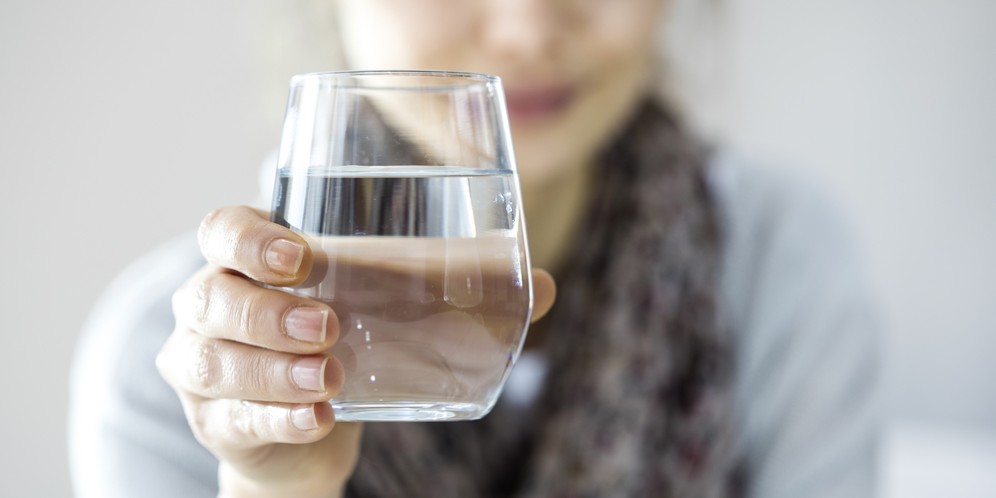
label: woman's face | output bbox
[336,0,666,188]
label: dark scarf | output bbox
[346,100,742,497]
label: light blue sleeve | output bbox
[68,234,220,498]
[710,155,882,498]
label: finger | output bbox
[173,266,338,354]
[177,392,335,451]
[157,329,345,403]
[198,205,313,286]
[531,268,556,323]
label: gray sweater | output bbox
[69,153,880,497]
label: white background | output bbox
[1,1,993,496]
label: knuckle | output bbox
[263,404,294,442]
[199,206,264,270]
[174,393,213,447]
[154,341,172,378]
[198,207,225,250]
[154,347,171,383]
[155,330,184,385]
[192,273,221,329]
[237,292,264,344]
[232,220,264,270]
[187,401,212,445]
[171,276,199,326]
[170,287,184,320]
[190,336,222,394]
[240,351,275,396]
[230,400,259,441]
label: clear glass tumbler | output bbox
[270,70,533,421]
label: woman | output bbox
[69,1,880,497]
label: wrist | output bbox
[218,462,344,498]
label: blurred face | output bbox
[335,0,666,188]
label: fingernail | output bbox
[265,238,304,276]
[291,405,319,431]
[285,307,328,343]
[291,357,328,392]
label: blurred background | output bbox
[1,0,993,496]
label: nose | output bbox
[482,0,567,62]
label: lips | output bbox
[503,84,575,124]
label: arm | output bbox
[69,235,219,497]
[715,162,882,498]
[69,207,558,497]
[70,207,363,498]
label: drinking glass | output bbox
[270,70,533,421]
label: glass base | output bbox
[331,401,489,422]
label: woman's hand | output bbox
[156,206,556,498]
[157,206,357,497]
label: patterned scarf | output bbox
[346,100,742,497]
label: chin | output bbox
[513,125,598,189]
[514,145,583,190]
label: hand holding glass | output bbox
[271,71,533,422]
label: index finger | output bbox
[198,205,313,286]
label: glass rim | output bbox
[289,69,502,91]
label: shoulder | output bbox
[69,233,216,496]
[706,150,861,255]
[704,151,876,327]
[704,149,881,369]
[706,152,882,496]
